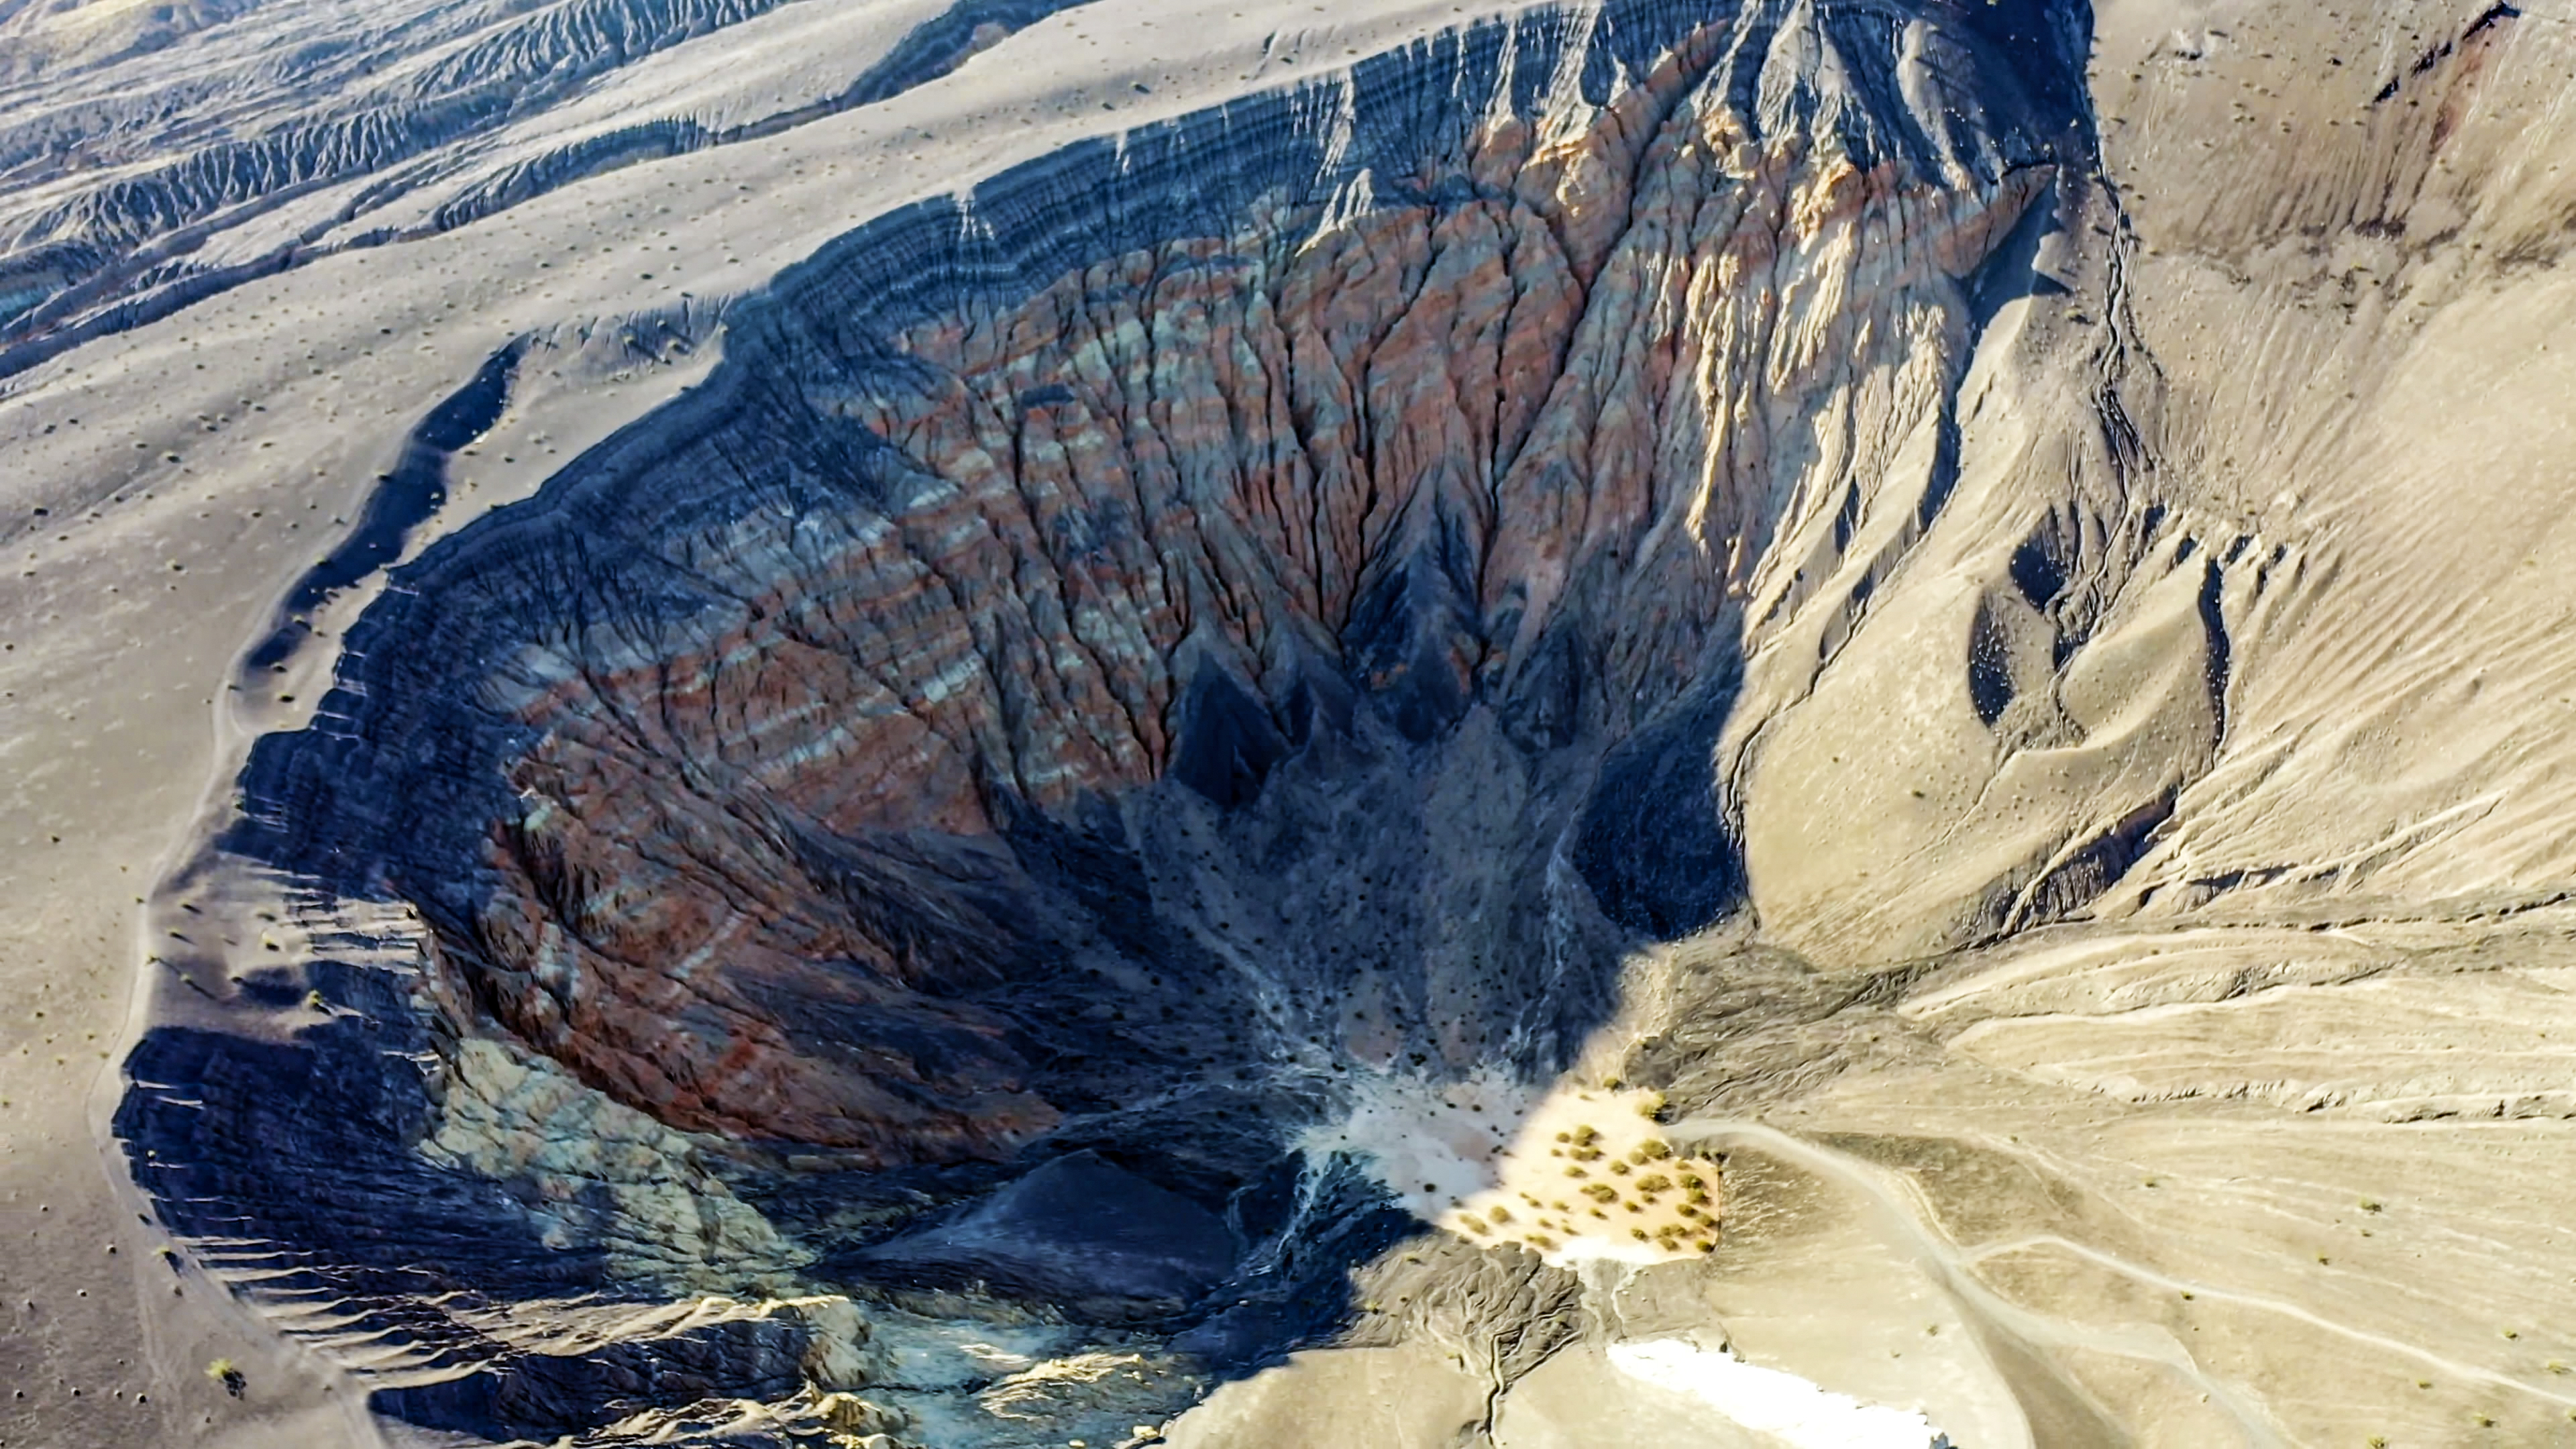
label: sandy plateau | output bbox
[7,0,2576,1446]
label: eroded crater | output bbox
[115,1,2099,1442]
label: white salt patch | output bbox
[1609,1341,1950,1448]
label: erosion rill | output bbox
[82,0,2576,1444]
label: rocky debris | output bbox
[816,1388,913,1435]
[973,1350,1192,1427]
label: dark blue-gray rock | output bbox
[849,1151,1240,1320]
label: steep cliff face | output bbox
[113,0,2129,1442]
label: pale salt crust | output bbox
[1609,1340,1951,1449]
